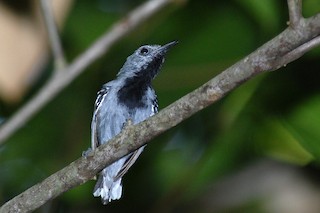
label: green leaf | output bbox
[287,96,320,162]
[255,117,313,165]
[236,0,281,32]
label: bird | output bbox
[90,41,178,204]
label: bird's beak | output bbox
[157,40,178,55]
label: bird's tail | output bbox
[93,174,123,205]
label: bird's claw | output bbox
[82,148,94,158]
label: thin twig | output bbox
[0,0,174,145]
[1,10,320,213]
[40,0,67,70]
[274,36,320,68]
[287,0,302,28]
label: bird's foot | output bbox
[82,147,94,158]
[123,119,133,129]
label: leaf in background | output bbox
[286,96,320,162]
[218,75,264,130]
[303,0,320,17]
[236,0,281,33]
[254,117,313,165]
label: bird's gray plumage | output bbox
[90,41,177,204]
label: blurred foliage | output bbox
[1,0,320,212]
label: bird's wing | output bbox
[91,86,110,150]
[151,97,159,115]
[115,97,157,180]
[115,147,144,180]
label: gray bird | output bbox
[90,41,178,204]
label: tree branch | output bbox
[1,10,320,213]
[0,0,175,145]
[40,0,67,70]
[287,0,302,28]
[274,35,320,68]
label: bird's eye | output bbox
[140,47,149,55]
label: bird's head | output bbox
[117,41,178,81]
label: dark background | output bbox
[1,0,320,212]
